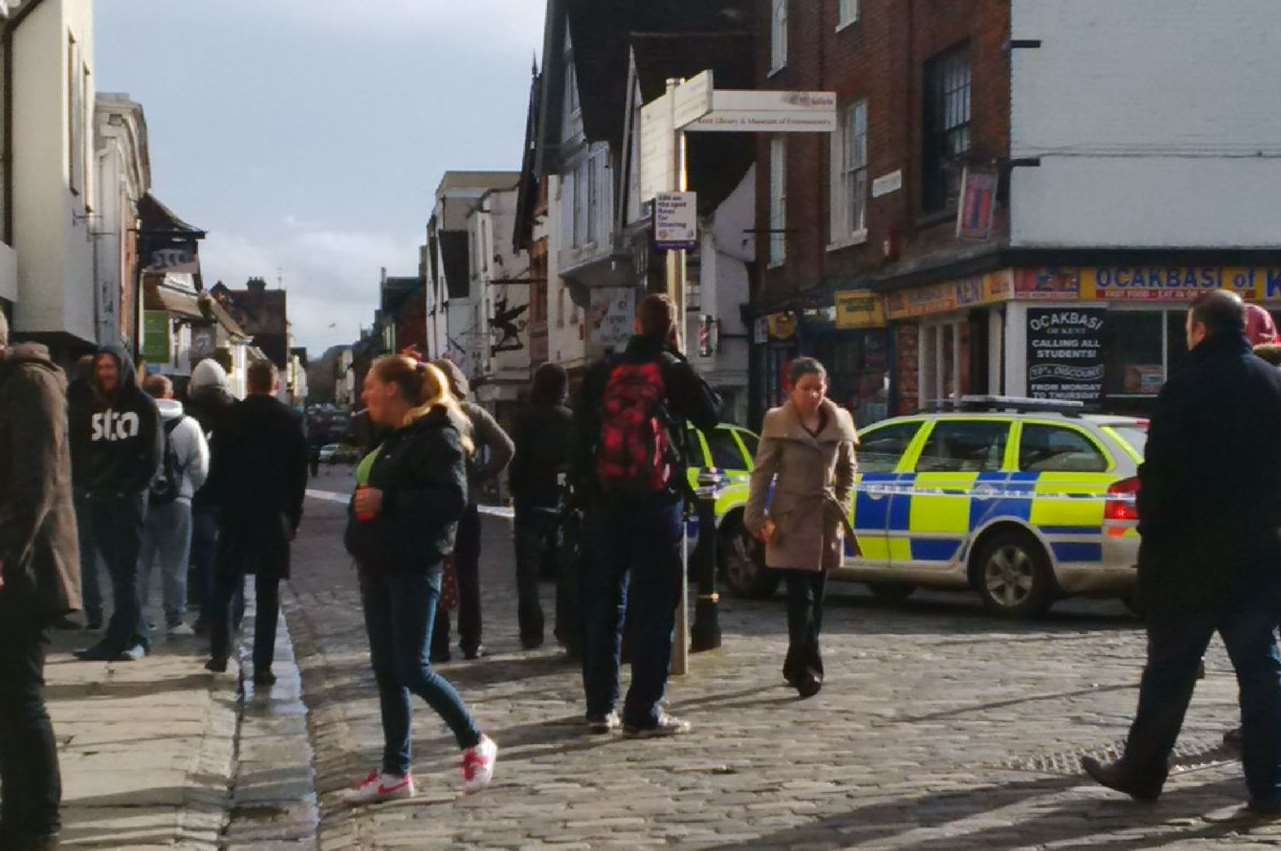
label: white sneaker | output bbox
[461,735,498,794]
[348,769,415,804]
[586,711,621,734]
[167,623,195,638]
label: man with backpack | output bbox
[138,374,209,638]
[573,294,721,737]
[71,346,163,662]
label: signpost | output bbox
[637,71,836,676]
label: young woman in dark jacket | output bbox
[344,355,497,801]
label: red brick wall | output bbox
[895,322,919,414]
[756,0,1012,308]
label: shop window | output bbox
[706,427,747,471]
[859,421,922,474]
[920,320,964,405]
[1018,425,1108,473]
[1104,312,1163,397]
[817,333,889,427]
[923,44,972,213]
[916,421,1009,474]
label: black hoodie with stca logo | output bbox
[68,345,163,498]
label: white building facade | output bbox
[93,93,150,350]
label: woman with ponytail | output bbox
[344,355,497,801]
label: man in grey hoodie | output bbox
[139,374,209,637]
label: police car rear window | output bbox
[1018,425,1108,473]
[1109,426,1148,458]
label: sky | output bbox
[95,0,545,355]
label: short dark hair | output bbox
[637,293,677,341]
[0,307,8,347]
[247,359,278,394]
[143,374,172,399]
[788,357,828,387]
[1190,290,1246,338]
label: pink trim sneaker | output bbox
[461,735,498,794]
[349,769,416,804]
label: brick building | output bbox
[752,0,1281,424]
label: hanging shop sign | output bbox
[1026,307,1107,404]
[956,167,998,241]
[834,290,885,329]
[767,312,798,341]
[882,271,1013,321]
[141,311,171,363]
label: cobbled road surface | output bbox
[284,467,1275,850]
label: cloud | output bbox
[200,226,422,354]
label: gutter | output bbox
[3,0,49,245]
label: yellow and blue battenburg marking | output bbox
[849,471,1111,564]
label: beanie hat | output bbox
[1246,304,1279,346]
[191,358,230,393]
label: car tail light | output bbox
[1105,477,1140,522]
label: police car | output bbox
[717,397,1148,619]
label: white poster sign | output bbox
[654,192,697,251]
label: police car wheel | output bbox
[975,531,1054,618]
[868,582,916,603]
[719,517,779,599]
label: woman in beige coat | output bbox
[744,358,857,698]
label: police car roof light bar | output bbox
[920,395,1089,416]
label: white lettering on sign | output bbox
[90,410,141,442]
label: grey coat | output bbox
[745,399,858,572]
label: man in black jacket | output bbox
[72,345,163,662]
[0,311,81,850]
[509,363,574,650]
[205,360,308,685]
[67,354,104,630]
[574,294,721,737]
[1085,290,1281,814]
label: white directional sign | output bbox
[672,70,715,129]
[639,93,675,204]
[655,192,698,251]
[687,90,837,133]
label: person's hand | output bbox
[354,486,384,521]
[756,519,776,544]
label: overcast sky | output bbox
[96,0,545,355]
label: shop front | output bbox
[864,265,1281,418]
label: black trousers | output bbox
[90,493,148,653]
[210,571,280,672]
[432,504,483,655]
[782,569,826,684]
[0,604,60,840]
[514,504,558,645]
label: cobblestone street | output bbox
[284,469,1279,849]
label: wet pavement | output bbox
[284,466,1281,849]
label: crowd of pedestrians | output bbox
[16,289,1281,846]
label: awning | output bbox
[146,285,204,320]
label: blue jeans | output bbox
[1124,591,1281,804]
[360,569,482,776]
[582,499,684,728]
[513,502,558,644]
[139,501,194,628]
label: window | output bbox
[916,421,1009,473]
[706,428,747,472]
[68,34,84,196]
[1104,312,1163,397]
[770,0,788,73]
[572,160,587,247]
[831,99,868,243]
[858,422,922,474]
[769,137,787,266]
[923,45,972,213]
[736,430,760,463]
[1018,425,1108,473]
[586,153,600,244]
[838,0,859,28]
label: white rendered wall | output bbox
[1010,0,1281,248]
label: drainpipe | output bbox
[2,0,50,245]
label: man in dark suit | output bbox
[205,359,309,685]
[1085,290,1281,814]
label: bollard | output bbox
[690,467,724,653]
